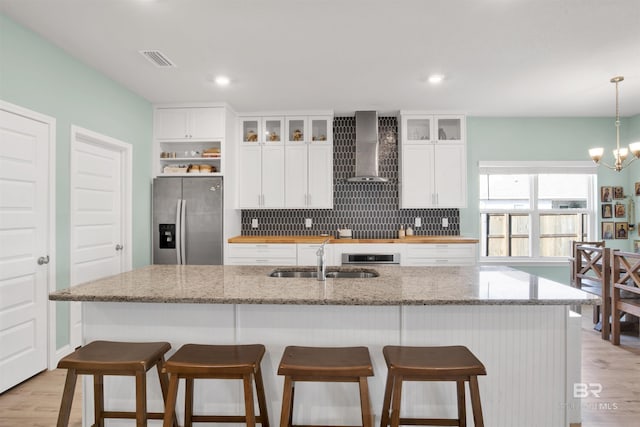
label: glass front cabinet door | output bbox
[262,117,284,145]
[241,118,261,144]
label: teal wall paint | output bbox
[462,117,636,279]
[0,15,153,349]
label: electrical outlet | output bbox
[414,217,422,228]
[305,218,312,228]
[251,218,259,229]
[442,217,449,227]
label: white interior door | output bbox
[69,127,131,348]
[0,108,50,393]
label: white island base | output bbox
[79,302,581,427]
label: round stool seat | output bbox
[278,346,373,378]
[383,345,486,378]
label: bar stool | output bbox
[277,346,374,427]
[380,346,486,427]
[56,340,177,427]
[162,344,270,427]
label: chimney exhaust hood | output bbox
[347,111,388,182]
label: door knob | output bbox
[37,255,50,265]
[115,244,124,251]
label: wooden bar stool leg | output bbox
[135,370,148,427]
[288,383,295,427]
[279,376,293,427]
[469,376,484,427]
[243,372,256,427]
[359,376,373,427]
[390,376,402,427]
[185,377,194,427]
[57,368,78,427]
[456,380,466,427]
[156,359,178,427]
[163,374,180,427]
[380,372,394,427]
[254,366,270,427]
[94,374,105,427]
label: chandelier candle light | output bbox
[588,76,640,172]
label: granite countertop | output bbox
[49,265,598,306]
[228,235,479,244]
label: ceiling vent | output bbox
[138,50,176,68]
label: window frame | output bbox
[479,161,597,264]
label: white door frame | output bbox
[0,100,57,370]
[69,126,133,348]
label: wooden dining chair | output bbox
[611,251,640,345]
[573,242,610,339]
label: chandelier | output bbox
[588,76,640,172]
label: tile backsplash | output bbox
[241,116,460,238]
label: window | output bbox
[479,162,597,260]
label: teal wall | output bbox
[462,117,638,284]
[0,15,153,349]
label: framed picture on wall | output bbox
[636,182,640,196]
[614,203,626,218]
[613,186,624,199]
[602,222,614,239]
[634,240,640,254]
[601,186,612,202]
[615,222,628,239]
[602,204,613,218]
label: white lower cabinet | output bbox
[226,244,297,265]
[227,242,477,266]
[403,243,477,266]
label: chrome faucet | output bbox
[316,238,331,281]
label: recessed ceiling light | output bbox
[428,74,445,84]
[214,76,230,86]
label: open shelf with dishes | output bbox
[157,140,222,176]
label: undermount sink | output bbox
[269,268,379,279]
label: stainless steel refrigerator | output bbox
[153,177,223,265]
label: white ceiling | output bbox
[2,0,640,116]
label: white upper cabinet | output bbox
[240,117,284,145]
[239,113,333,210]
[284,115,333,209]
[309,116,333,145]
[284,142,333,209]
[155,107,224,140]
[154,105,227,176]
[238,143,285,209]
[399,112,467,208]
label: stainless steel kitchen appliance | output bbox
[341,253,401,265]
[153,177,223,265]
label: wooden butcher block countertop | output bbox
[228,235,479,244]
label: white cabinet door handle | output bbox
[37,255,50,265]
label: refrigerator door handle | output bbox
[180,199,187,264]
[175,199,182,264]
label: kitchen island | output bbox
[50,265,597,427]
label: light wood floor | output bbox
[0,306,637,427]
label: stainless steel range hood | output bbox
[347,111,388,182]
